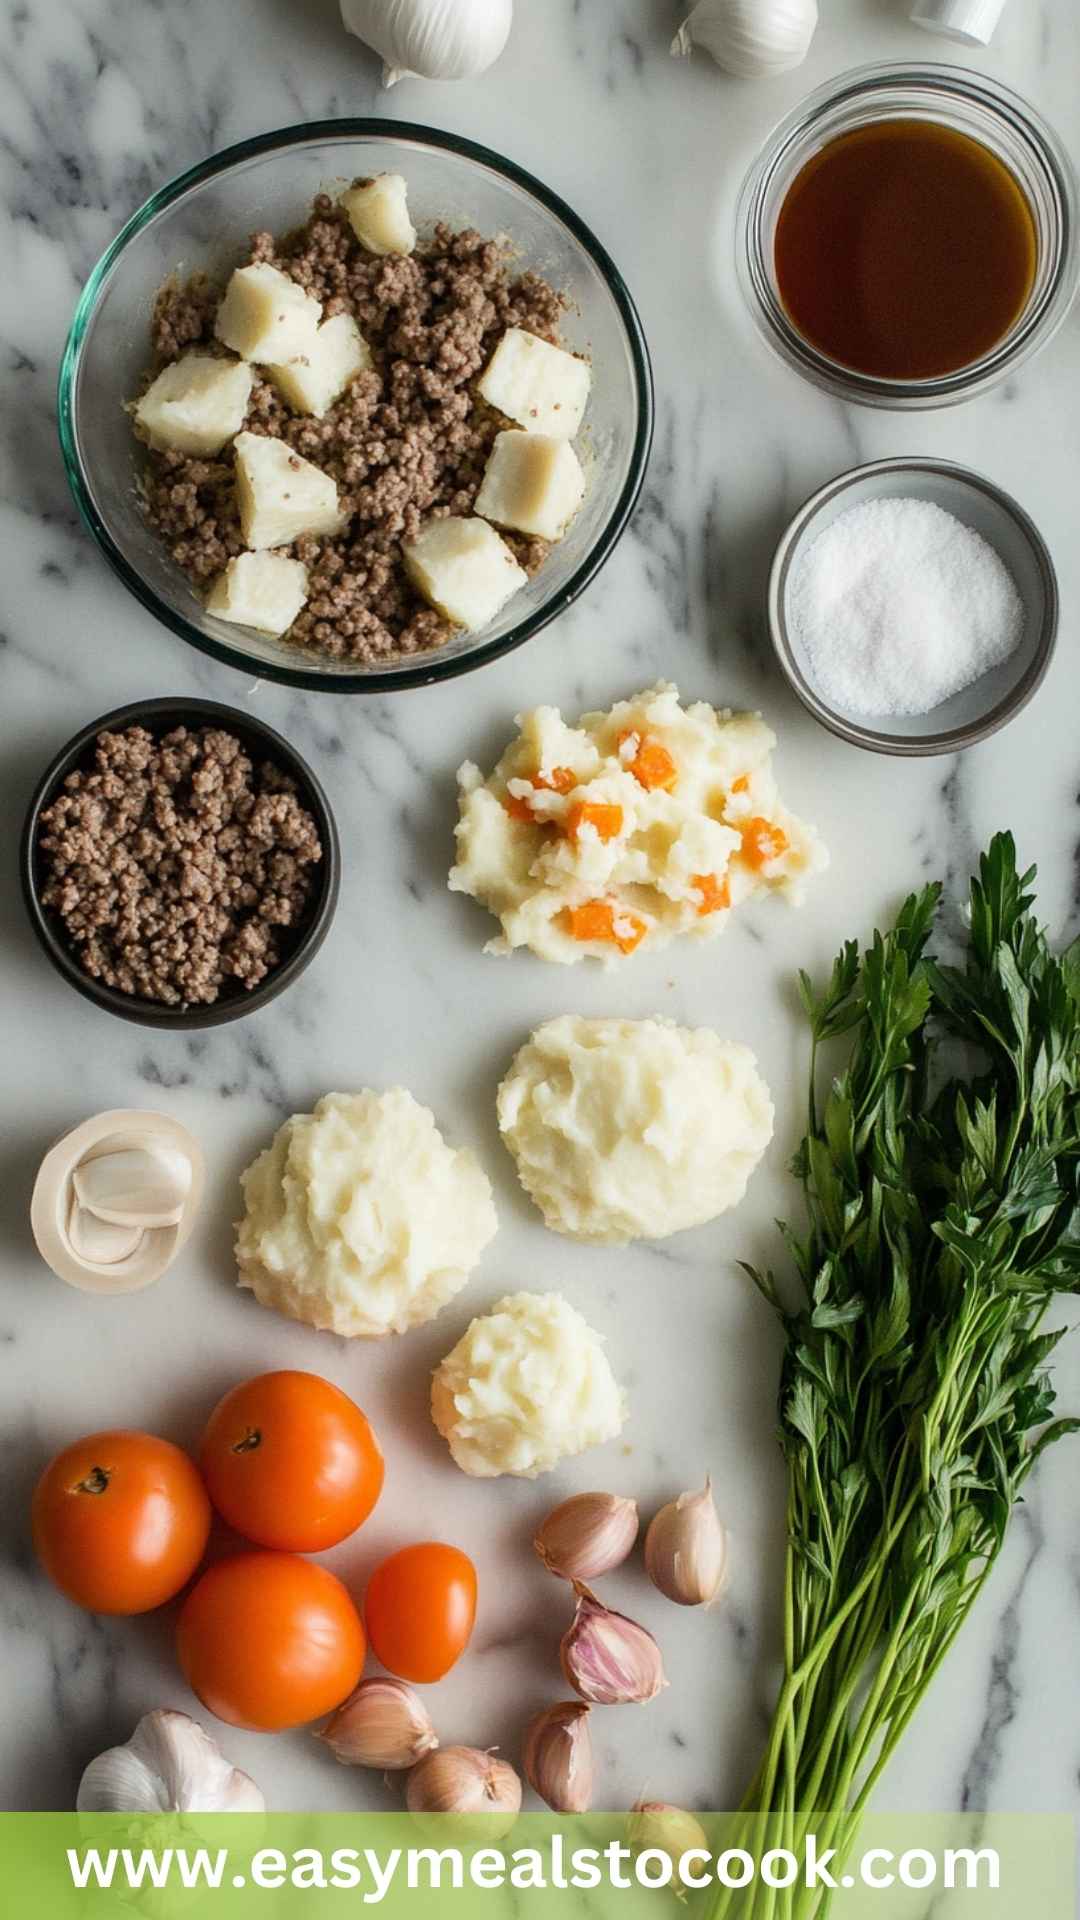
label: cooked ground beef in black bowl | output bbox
[20,697,340,1029]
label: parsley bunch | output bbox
[716,835,1080,1919]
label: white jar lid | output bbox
[910,0,1008,43]
[31,1110,205,1295]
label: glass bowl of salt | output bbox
[768,457,1057,755]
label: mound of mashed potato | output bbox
[236,1089,497,1338]
[431,1291,627,1478]
[449,681,827,965]
[497,1015,774,1244]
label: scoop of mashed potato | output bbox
[236,1089,497,1338]
[431,1290,626,1478]
[449,681,828,965]
[497,1015,774,1244]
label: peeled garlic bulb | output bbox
[77,1710,264,1814]
[340,0,513,88]
[672,0,818,77]
[73,1145,191,1229]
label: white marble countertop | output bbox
[3,0,1080,1821]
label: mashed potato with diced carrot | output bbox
[448,682,827,964]
[497,1015,774,1244]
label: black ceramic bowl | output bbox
[20,697,340,1029]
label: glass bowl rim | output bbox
[767,456,1060,757]
[58,116,655,695]
[736,60,1080,411]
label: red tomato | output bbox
[199,1370,383,1552]
[31,1430,210,1616]
[364,1542,477,1683]
[177,1551,365,1731]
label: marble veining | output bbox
[2,0,1080,1826]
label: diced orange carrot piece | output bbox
[535,765,577,794]
[567,801,623,843]
[618,730,677,792]
[731,774,750,794]
[692,872,731,916]
[562,899,647,953]
[502,791,536,823]
[741,818,789,869]
[564,900,617,943]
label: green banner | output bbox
[1,1812,1072,1917]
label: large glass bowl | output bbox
[59,121,654,693]
[737,64,1078,410]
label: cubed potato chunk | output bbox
[475,430,585,541]
[134,352,253,457]
[215,263,322,364]
[233,431,347,549]
[267,312,373,419]
[403,517,527,631]
[478,328,591,438]
[207,551,309,636]
[339,174,417,256]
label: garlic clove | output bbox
[522,1701,594,1813]
[628,1802,711,1887]
[67,1197,145,1267]
[77,1709,264,1814]
[534,1491,639,1583]
[406,1747,521,1834]
[317,1677,438,1770]
[560,1584,667,1707]
[74,1145,191,1229]
[645,1477,728,1608]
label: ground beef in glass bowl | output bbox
[58,122,653,694]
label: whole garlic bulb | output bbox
[77,1710,264,1814]
[672,0,818,78]
[340,0,513,88]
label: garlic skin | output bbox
[672,0,818,78]
[534,1491,639,1582]
[522,1702,593,1813]
[560,1584,667,1707]
[629,1803,711,1890]
[340,0,513,88]
[77,1710,264,1814]
[645,1478,728,1608]
[406,1747,521,1830]
[317,1678,438,1771]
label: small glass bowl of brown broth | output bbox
[737,64,1078,409]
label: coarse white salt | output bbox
[788,496,1025,719]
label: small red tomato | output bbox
[199,1370,383,1551]
[365,1542,477,1683]
[32,1430,210,1616]
[177,1551,365,1731]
